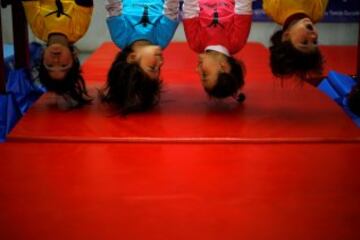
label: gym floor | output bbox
[1,42,359,240]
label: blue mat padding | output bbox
[318,71,360,127]
[0,94,21,142]
[1,43,45,141]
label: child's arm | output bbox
[155,0,180,49]
[75,0,93,7]
[21,1,45,40]
[312,0,329,23]
[105,0,129,49]
[262,0,280,24]
[21,0,40,22]
[182,0,204,53]
[228,0,253,52]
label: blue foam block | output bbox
[318,71,360,127]
[327,71,357,96]
[6,69,45,114]
[318,78,342,101]
[0,94,21,142]
[1,43,45,142]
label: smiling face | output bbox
[43,43,74,81]
[283,18,319,53]
[127,45,164,79]
[196,51,231,90]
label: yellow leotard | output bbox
[22,0,93,43]
[263,0,329,25]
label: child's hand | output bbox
[105,0,122,17]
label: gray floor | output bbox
[79,51,93,64]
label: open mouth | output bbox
[306,24,314,31]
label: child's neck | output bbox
[132,40,152,48]
[283,13,310,31]
[47,33,69,47]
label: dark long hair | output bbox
[102,45,162,115]
[205,56,245,102]
[39,46,91,107]
[269,30,324,80]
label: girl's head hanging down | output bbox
[102,41,163,115]
[104,0,180,114]
[197,50,245,101]
[269,15,324,80]
[262,0,329,81]
[125,41,164,80]
[19,0,94,107]
[181,0,252,102]
[39,33,91,107]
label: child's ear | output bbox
[282,30,290,41]
[127,53,137,63]
[220,61,231,73]
[70,45,79,54]
[72,49,79,58]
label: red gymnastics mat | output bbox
[4,42,360,141]
[1,42,360,240]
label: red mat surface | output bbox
[5,43,360,140]
[1,42,359,240]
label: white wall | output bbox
[1,1,359,52]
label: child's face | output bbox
[132,45,164,79]
[197,52,230,90]
[283,18,319,53]
[43,44,74,80]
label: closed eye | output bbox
[302,40,309,45]
[147,66,159,72]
